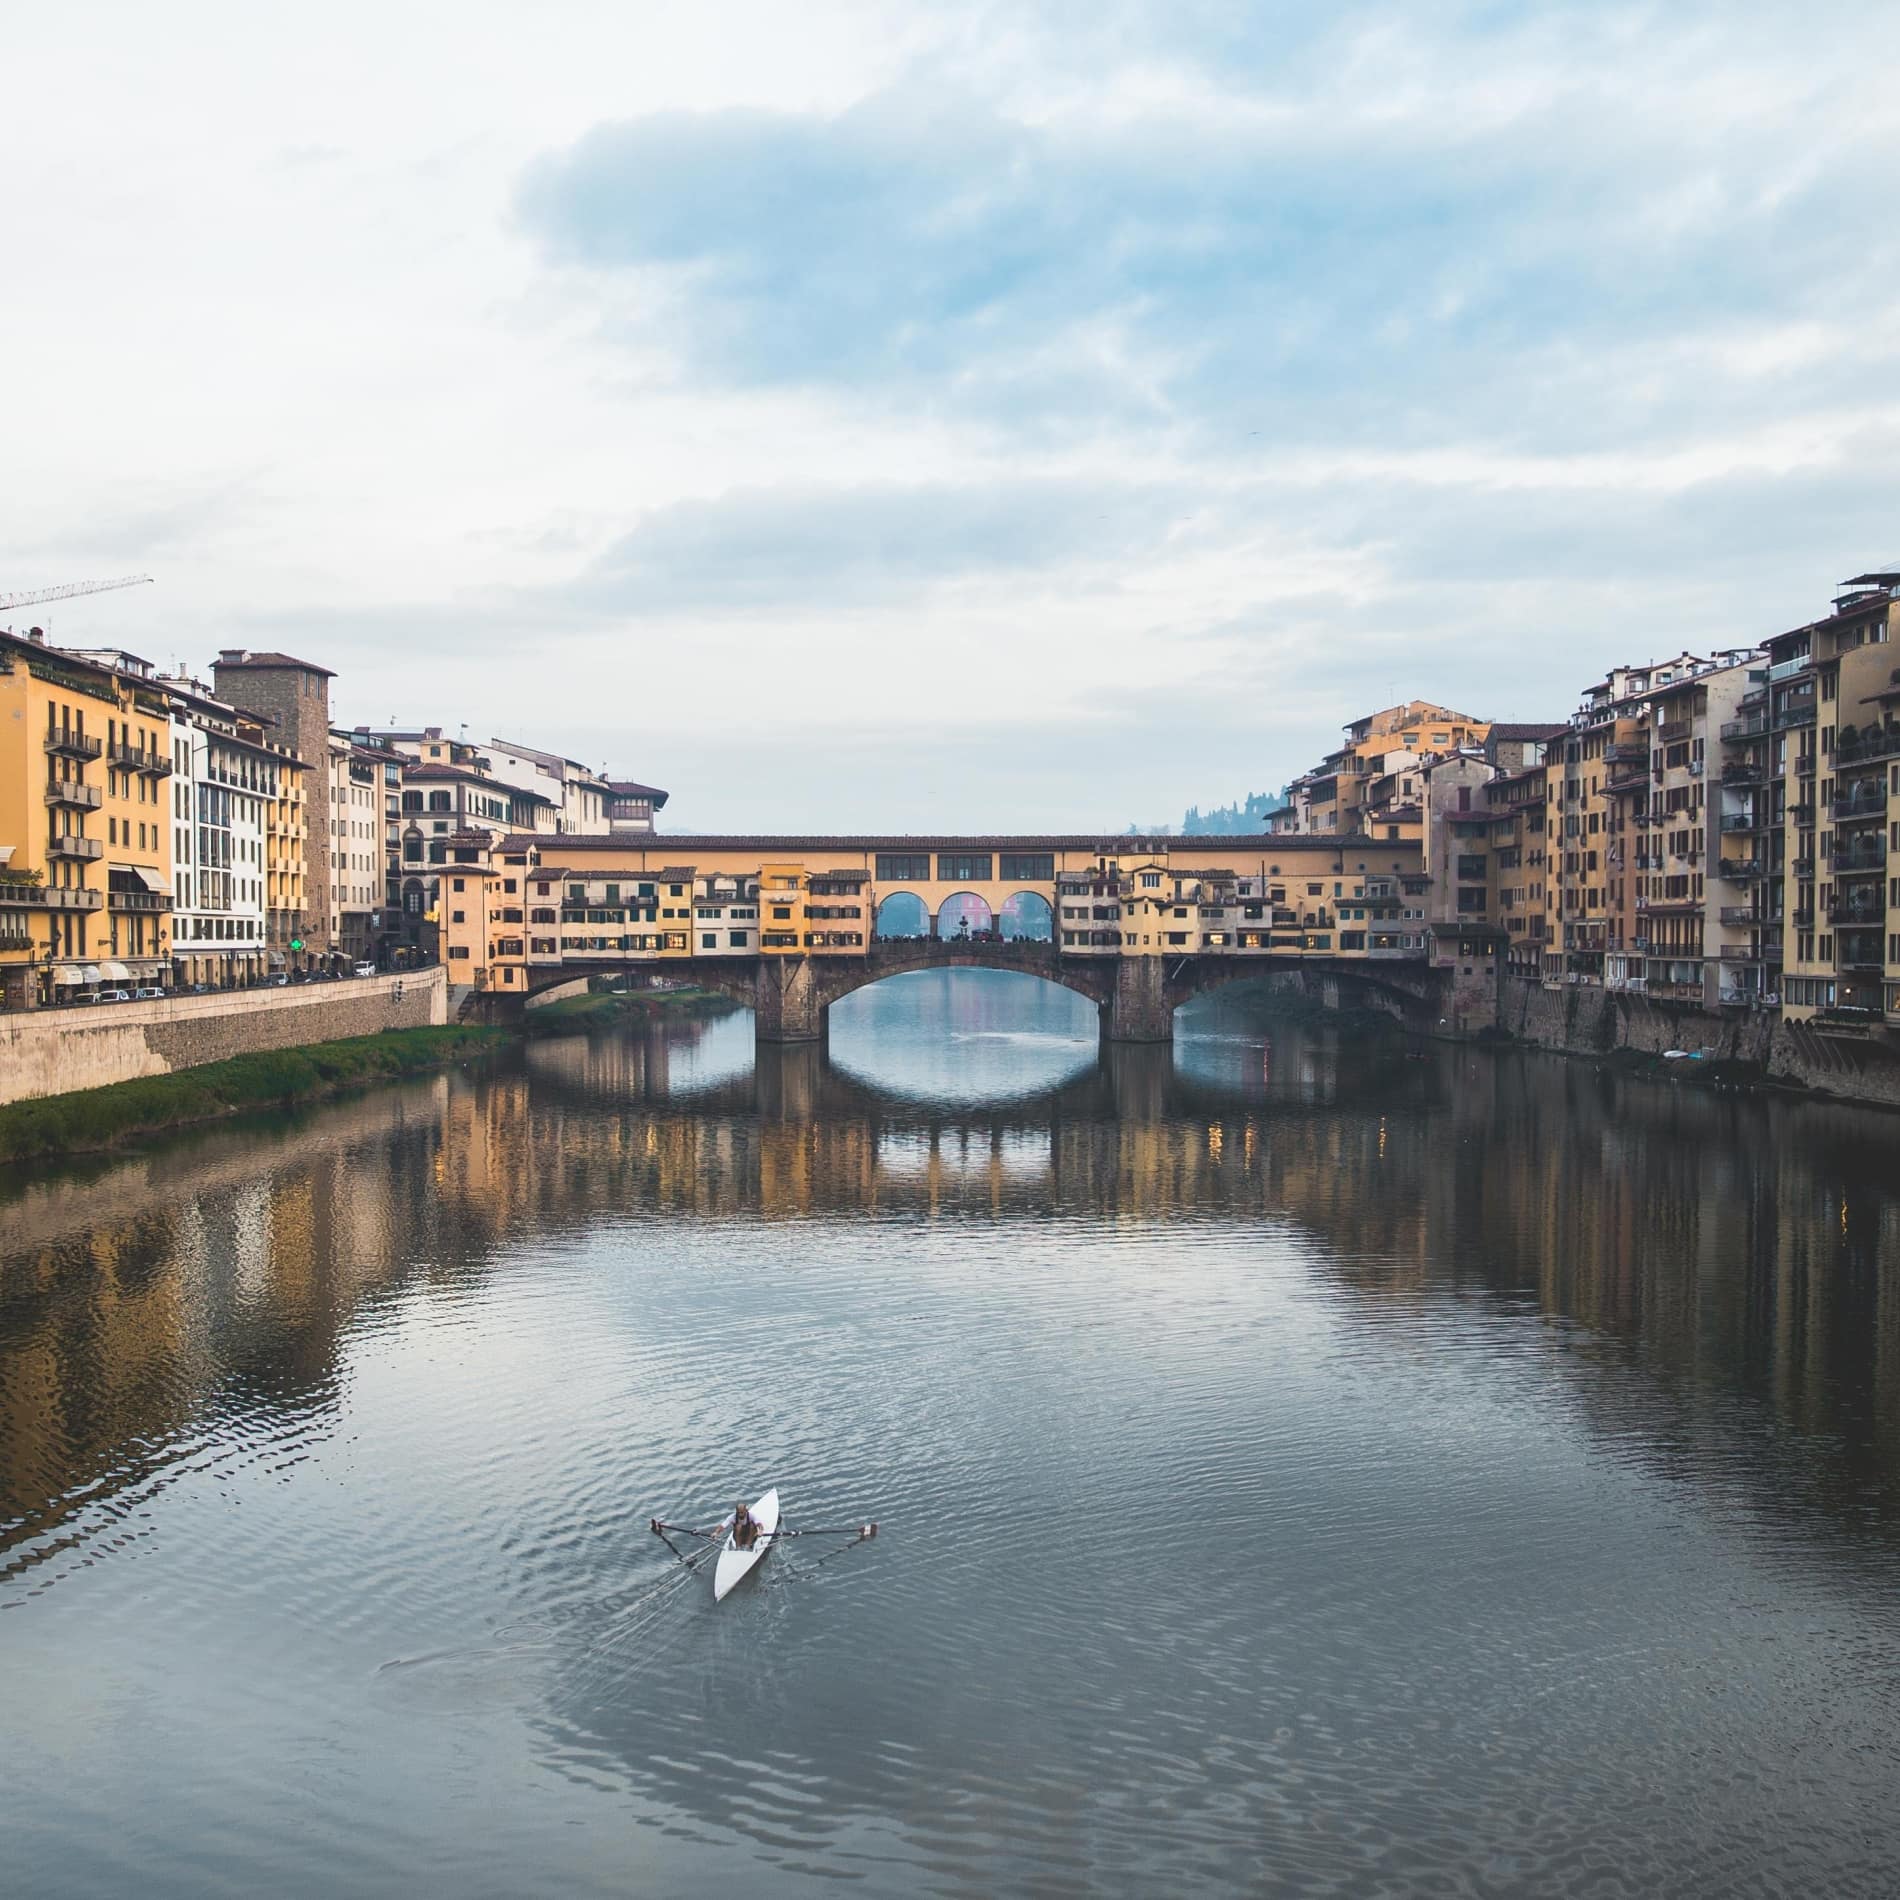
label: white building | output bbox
[164,680,272,988]
[328,732,388,962]
[484,737,611,835]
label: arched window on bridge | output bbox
[874,891,929,939]
[998,891,1053,941]
[938,892,994,939]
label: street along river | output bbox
[4,970,1899,1896]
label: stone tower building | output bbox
[212,650,335,962]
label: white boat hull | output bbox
[713,1487,779,1602]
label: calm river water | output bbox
[5,971,1900,1897]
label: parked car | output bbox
[97,988,133,1003]
[353,961,377,978]
[133,987,165,1000]
[264,973,290,988]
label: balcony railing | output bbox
[108,889,170,913]
[1835,726,1900,767]
[43,886,103,911]
[1720,762,1765,787]
[1832,797,1885,824]
[1832,852,1887,875]
[46,834,103,861]
[1657,719,1692,744]
[1718,906,1761,926]
[1604,741,1649,764]
[44,730,103,760]
[44,779,103,809]
[1796,753,1816,777]
[1717,946,1764,963]
[1828,904,1884,927]
[1720,714,1768,741]
[1718,813,1758,833]
[1775,701,1816,730]
[1718,858,1764,880]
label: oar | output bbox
[762,1523,878,1542]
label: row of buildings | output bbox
[1267,561,1900,1027]
[2,633,667,1008]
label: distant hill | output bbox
[1180,788,1291,835]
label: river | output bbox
[4,970,1899,1897]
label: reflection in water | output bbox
[3,971,1899,1896]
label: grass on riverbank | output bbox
[0,1023,508,1164]
[523,985,736,1035]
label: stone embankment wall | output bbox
[1497,975,1900,1109]
[0,970,447,1107]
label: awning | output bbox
[268,951,286,966]
[132,865,169,895]
[80,964,103,985]
[98,960,131,981]
[52,968,86,986]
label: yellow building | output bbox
[0,631,174,1008]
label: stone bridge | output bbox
[502,937,1469,1043]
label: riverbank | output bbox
[1494,973,1900,1110]
[522,985,737,1035]
[0,1023,507,1164]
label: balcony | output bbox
[1775,700,1816,730]
[1832,797,1885,825]
[1718,812,1758,833]
[1787,799,1815,823]
[1716,945,1764,963]
[1834,726,1900,767]
[1657,719,1692,744]
[1792,907,1815,929]
[1721,762,1765,787]
[1604,769,1650,795]
[1833,852,1887,876]
[1718,858,1764,881]
[1720,714,1768,742]
[43,886,103,911]
[0,922,32,951]
[45,779,103,809]
[1718,906,1761,926]
[109,889,170,913]
[0,877,45,907]
[1828,904,1884,928]
[44,729,103,761]
[46,834,103,862]
[1605,740,1649,764]
[1791,857,1815,879]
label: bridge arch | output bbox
[874,891,930,939]
[937,891,994,938]
[998,890,1053,941]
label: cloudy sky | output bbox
[6,2,1898,831]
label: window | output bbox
[998,853,1054,881]
[729,930,749,948]
[428,791,451,812]
[448,945,469,960]
[451,909,466,924]
[937,853,991,882]
[875,854,930,881]
[452,878,465,892]
[701,933,717,949]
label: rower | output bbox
[731,1502,759,1551]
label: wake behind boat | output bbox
[649,1492,879,1602]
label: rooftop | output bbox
[214,649,336,679]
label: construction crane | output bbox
[0,573,154,613]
